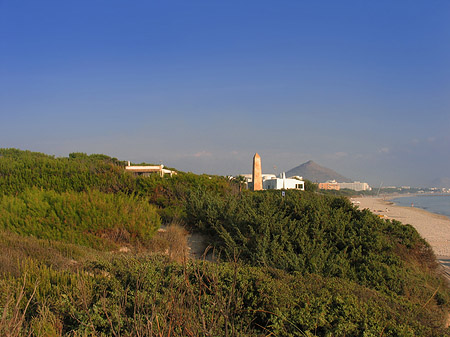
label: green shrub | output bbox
[0,188,161,250]
[1,256,448,336]
[1,148,449,336]
[185,188,449,303]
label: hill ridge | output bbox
[286,160,351,183]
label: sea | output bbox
[390,194,450,219]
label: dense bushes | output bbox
[0,148,449,336]
[185,189,449,303]
[0,149,136,195]
[1,255,448,336]
[0,188,161,249]
[135,171,234,223]
[0,148,233,224]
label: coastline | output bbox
[387,193,450,219]
[353,196,450,281]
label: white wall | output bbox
[263,178,304,191]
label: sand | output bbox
[353,196,450,281]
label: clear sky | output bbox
[1,1,449,187]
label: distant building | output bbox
[319,180,340,191]
[263,173,305,191]
[338,181,371,191]
[241,174,276,184]
[240,154,304,191]
[125,161,177,177]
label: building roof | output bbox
[125,164,177,176]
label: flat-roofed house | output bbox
[263,172,305,191]
[125,161,177,177]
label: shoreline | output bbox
[386,193,450,220]
[353,196,450,281]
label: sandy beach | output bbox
[353,196,450,281]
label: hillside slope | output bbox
[431,177,450,188]
[286,160,351,182]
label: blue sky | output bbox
[1,1,449,186]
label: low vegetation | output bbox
[0,148,449,336]
[0,188,161,250]
[186,189,442,294]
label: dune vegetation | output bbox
[0,148,449,336]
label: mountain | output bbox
[430,177,450,189]
[285,160,351,183]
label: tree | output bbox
[304,179,318,192]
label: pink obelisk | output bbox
[252,153,263,191]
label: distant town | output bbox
[124,152,450,194]
[232,153,449,194]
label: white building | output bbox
[338,181,371,191]
[238,173,305,191]
[125,162,177,177]
[263,173,305,191]
[241,174,276,184]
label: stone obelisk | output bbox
[252,153,263,191]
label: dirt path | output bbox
[187,232,214,260]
